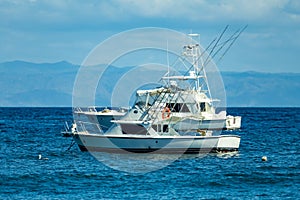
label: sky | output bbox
[0,0,300,73]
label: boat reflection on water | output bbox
[90,151,239,173]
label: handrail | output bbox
[76,120,103,134]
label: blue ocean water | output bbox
[0,107,299,199]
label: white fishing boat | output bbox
[73,106,127,132]
[73,32,242,154]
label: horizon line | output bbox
[1,60,299,74]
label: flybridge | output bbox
[162,74,204,80]
[163,32,207,93]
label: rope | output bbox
[66,139,76,151]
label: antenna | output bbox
[167,39,170,86]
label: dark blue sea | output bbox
[1,107,299,199]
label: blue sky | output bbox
[0,0,300,72]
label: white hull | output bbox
[73,132,240,154]
[171,118,225,131]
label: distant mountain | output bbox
[0,60,299,107]
[0,61,79,107]
[222,71,300,107]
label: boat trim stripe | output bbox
[77,144,238,154]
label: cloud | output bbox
[284,0,300,14]
[93,0,300,24]
[1,0,299,30]
[0,0,299,72]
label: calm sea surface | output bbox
[0,107,299,199]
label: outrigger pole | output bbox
[142,26,247,121]
[203,25,229,67]
[215,25,248,64]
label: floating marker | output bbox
[262,156,267,162]
[38,154,48,160]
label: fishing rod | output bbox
[203,25,248,67]
[175,26,247,107]
[203,25,229,67]
[215,25,248,64]
[140,26,247,123]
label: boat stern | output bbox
[216,135,240,152]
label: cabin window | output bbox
[166,103,190,112]
[152,125,169,132]
[162,125,168,132]
[200,102,206,112]
[152,125,160,132]
[121,124,147,135]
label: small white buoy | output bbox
[262,156,267,162]
[38,154,48,160]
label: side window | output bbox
[166,103,190,112]
[200,102,206,112]
[180,104,190,112]
[162,125,168,132]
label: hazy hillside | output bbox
[0,61,299,107]
[222,71,300,107]
[0,61,79,106]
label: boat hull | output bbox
[171,118,226,131]
[73,133,240,154]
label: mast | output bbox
[182,33,210,94]
[167,39,170,87]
